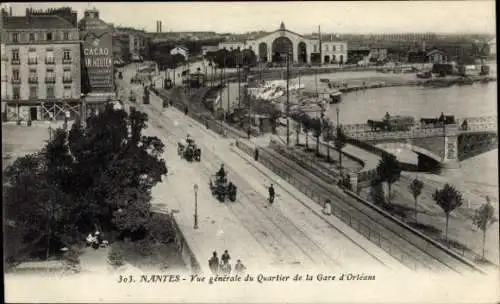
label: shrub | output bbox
[108,246,125,268]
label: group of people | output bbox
[208,250,247,275]
[85,230,108,249]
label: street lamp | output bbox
[336,107,340,128]
[193,184,199,229]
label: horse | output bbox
[367,120,387,131]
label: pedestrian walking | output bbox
[234,259,247,275]
[322,199,332,216]
[268,184,275,204]
[208,251,219,274]
[221,250,231,264]
[220,261,231,274]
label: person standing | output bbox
[323,199,332,216]
[220,261,231,274]
[234,259,247,275]
[268,184,275,204]
[221,250,231,265]
[208,251,219,274]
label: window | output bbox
[63,68,72,82]
[13,87,21,100]
[63,85,72,98]
[46,86,55,98]
[46,68,56,83]
[333,45,336,52]
[11,49,20,63]
[63,32,70,40]
[313,44,317,53]
[28,48,37,64]
[12,33,19,42]
[46,32,53,41]
[63,49,71,62]
[12,68,20,80]
[29,87,38,99]
[340,44,344,52]
[29,68,37,81]
[325,45,329,51]
[46,49,55,64]
[29,33,36,41]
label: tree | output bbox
[408,178,424,222]
[376,153,401,202]
[294,120,301,146]
[301,114,313,150]
[369,179,386,206]
[334,126,347,172]
[3,104,168,264]
[310,117,322,156]
[472,197,497,258]
[432,184,463,242]
[323,120,336,162]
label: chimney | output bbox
[9,5,12,16]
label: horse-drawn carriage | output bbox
[209,170,237,202]
[177,137,201,162]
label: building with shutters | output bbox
[1,7,81,122]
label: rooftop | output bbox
[3,15,76,30]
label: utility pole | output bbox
[247,84,251,139]
[318,25,322,67]
[315,67,318,97]
[237,63,241,109]
[226,55,230,118]
[286,52,290,146]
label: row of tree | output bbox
[289,111,347,168]
[371,153,496,258]
[4,104,168,265]
[205,48,258,68]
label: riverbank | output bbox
[325,75,497,94]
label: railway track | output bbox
[256,144,484,274]
[135,98,347,270]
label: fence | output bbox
[235,140,423,271]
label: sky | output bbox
[4,1,496,34]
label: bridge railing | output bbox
[344,116,497,139]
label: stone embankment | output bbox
[327,75,497,94]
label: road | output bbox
[117,64,405,273]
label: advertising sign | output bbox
[82,28,114,93]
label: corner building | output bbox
[1,8,82,121]
[78,8,115,116]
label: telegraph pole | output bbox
[226,54,230,119]
[286,52,290,146]
[318,25,322,67]
[219,65,223,117]
[237,63,241,109]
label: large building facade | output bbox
[112,26,148,61]
[1,8,82,122]
[218,22,348,64]
[78,8,115,114]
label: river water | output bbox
[217,67,498,201]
